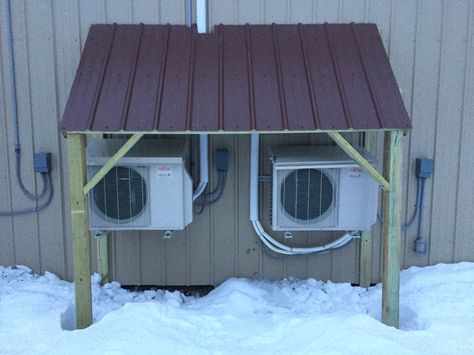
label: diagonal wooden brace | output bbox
[327,131,389,191]
[83,133,144,195]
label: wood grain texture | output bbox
[382,130,403,328]
[67,134,92,329]
[359,132,377,287]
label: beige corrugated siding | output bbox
[0,0,473,285]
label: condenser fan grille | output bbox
[280,168,333,221]
[92,166,147,222]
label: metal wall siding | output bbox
[403,0,443,269]
[2,0,39,274]
[0,31,15,267]
[1,0,473,285]
[429,0,471,264]
[454,1,474,262]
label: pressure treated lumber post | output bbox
[97,236,109,284]
[67,134,93,329]
[359,132,377,288]
[382,130,403,328]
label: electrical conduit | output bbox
[0,0,54,217]
[249,133,356,255]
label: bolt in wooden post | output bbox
[382,130,403,328]
[359,132,377,288]
[67,134,93,329]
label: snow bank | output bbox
[1,263,473,354]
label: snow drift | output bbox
[1,263,473,354]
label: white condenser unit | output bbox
[86,138,192,231]
[271,146,378,231]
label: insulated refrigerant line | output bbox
[249,133,357,255]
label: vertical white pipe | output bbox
[193,134,209,201]
[196,0,207,33]
[199,134,209,185]
[192,0,209,201]
[186,0,192,27]
[250,134,259,221]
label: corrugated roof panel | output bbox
[326,24,382,129]
[92,25,143,131]
[61,25,116,132]
[221,26,252,131]
[192,34,220,131]
[275,25,316,130]
[250,25,285,131]
[60,24,411,133]
[300,25,347,130]
[352,24,411,130]
[158,26,192,131]
[125,25,170,131]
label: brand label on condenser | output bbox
[348,167,363,178]
[156,165,173,179]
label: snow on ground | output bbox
[1,263,473,355]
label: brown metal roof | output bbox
[60,23,411,133]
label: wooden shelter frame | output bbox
[66,129,403,329]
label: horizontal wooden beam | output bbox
[83,133,144,195]
[65,128,400,136]
[327,131,389,191]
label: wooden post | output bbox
[67,134,93,329]
[382,130,403,328]
[359,132,377,288]
[97,236,109,284]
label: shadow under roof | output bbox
[60,23,411,134]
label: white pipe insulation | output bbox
[192,0,209,202]
[196,0,207,33]
[193,134,209,201]
[249,134,260,221]
[249,133,357,255]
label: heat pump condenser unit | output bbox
[271,146,379,231]
[86,139,192,231]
